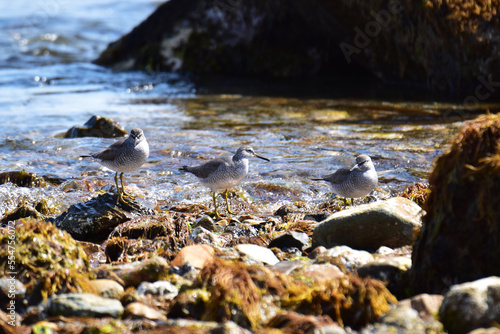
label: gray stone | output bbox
[49,292,124,318]
[64,115,127,138]
[0,277,26,300]
[440,276,500,334]
[137,281,178,300]
[361,303,443,334]
[312,197,423,250]
[52,192,154,242]
[325,245,374,271]
[235,244,280,265]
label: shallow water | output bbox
[0,0,497,218]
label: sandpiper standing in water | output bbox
[312,154,378,204]
[81,128,149,204]
[179,146,270,219]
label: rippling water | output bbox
[0,0,495,218]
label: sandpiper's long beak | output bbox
[255,154,270,162]
[350,164,359,172]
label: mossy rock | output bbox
[0,170,45,188]
[409,113,500,294]
[0,219,91,307]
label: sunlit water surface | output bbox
[0,0,493,218]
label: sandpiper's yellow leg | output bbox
[211,192,222,219]
[224,189,237,215]
[119,172,134,198]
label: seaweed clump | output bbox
[0,170,45,187]
[397,182,430,208]
[168,258,396,330]
[0,219,91,307]
[409,113,500,294]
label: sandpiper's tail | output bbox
[179,166,190,172]
[79,155,93,159]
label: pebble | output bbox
[171,244,215,269]
[49,293,124,318]
[124,302,166,321]
[137,281,179,300]
[235,244,280,265]
[88,279,124,299]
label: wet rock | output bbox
[169,262,198,278]
[49,292,124,318]
[94,0,500,96]
[171,244,215,269]
[137,281,178,300]
[88,279,124,299]
[1,202,43,225]
[124,302,166,321]
[0,170,45,188]
[64,115,127,138]
[194,215,216,232]
[439,276,500,334]
[189,226,225,247]
[235,244,280,265]
[268,231,310,254]
[115,256,170,288]
[469,329,500,334]
[312,197,423,251]
[410,114,500,294]
[398,293,444,322]
[52,192,155,242]
[323,245,374,271]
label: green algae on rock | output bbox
[0,170,45,188]
[0,219,91,306]
[409,113,500,295]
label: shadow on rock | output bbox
[51,193,155,242]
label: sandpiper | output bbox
[179,146,270,219]
[312,154,378,204]
[81,128,149,204]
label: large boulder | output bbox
[94,0,500,96]
[439,277,500,334]
[409,114,500,294]
[312,197,423,251]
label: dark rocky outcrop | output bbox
[64,115,127,138]
[52,193,155,242]
[409,113,500,295]
[94,0,500,97]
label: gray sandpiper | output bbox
[312,154,378,203]
[81,128,149,204]
[179,146,270,219]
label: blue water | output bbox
[0,0,479,217]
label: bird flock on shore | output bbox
[81,128,378,219]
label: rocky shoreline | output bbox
[2,114,500,333]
